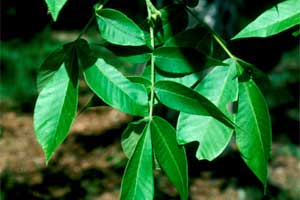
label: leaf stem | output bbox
[76,14,95,40]
[148,27,155,120]
[185,8,239,61]
[146,0,156,120]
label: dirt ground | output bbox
[0,108,299,200]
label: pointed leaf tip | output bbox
[45,0,68,21]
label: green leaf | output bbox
[153,47,224,74]
[155,71,201,88]
[151,116,188,200]
[177,59,238,161]
[236,80,272,188]
[37,48,65,92]
[45,0,68,21]
[127,76,152,94]
[95,8,146,46]
[121,120,147,158]
[73,39,97,69]
[119,53,151,64]
[155,80,234,129]
[232,0,300,39]
[83,59,149,116]
[120,123,154,200]
[164,26,211,51]
[34,64,78,162]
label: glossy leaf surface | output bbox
[155,80,234,129]
[153,47,224,74]
[151,116,188,200]
[45,0,68,21]
[96,8,146,46]
[236,80,272,188]
[83,59,149,116]
[177,60,238,160]
[233,0,300,39]
[120,124,154,200]
[127,76,152,94]
[34,64,78,162]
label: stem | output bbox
[149,28,155,119]
[146,0,156,120]
[76,14,95,40]
[185,8,238,62]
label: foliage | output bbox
[34,0,299,198]
[232,0,300,39]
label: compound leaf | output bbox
[83,59,149,116]
[45,0,68,21]
[155,80,234,129]
[96,8,146,46]
[177,59,238,161]
[236,80,272,189]
[232,0,300,39]
[120,124,154,200]
[153,47,224,74]
[151,116,188,200]
[34,64,78,162]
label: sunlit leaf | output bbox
[151,116,188,200]
[127,76,152,94]
[34,64,78,162]
[83,59,149,116]
[153,47,224,74]
[45,0,68,21]
[155,80,235,129]
[232,0,300,39]
[96,8,146,46]
[120,124,154,200]
[236,80,272,189]
[155,71,203,88]
[177,59,238,161]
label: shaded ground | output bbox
[0,107,299,200]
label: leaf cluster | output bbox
[36,0,300,198]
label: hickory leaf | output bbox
[236,80,272,189]
[151,116,188,200]
[155,80,235,129]
[177,59,238,161]
[83,59,149,116]
[95,8,147,46]
[232,0,300,39]
[37,48,65,92]
[120,123,154,200]
[121,120,147,158]
[34,64,78,162]
[44,0,68,21]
